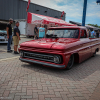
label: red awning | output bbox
[27,12,76,26]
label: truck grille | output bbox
[23,51,54,63]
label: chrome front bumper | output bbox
[19,58,65,68]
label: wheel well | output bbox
[96,48,99,52]
[73,53,79,63]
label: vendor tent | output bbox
[27,12,76,26]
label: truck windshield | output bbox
[46,29,79,38]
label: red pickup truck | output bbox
[19,26,100,69]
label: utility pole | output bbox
[82,0,100,26]
[82,0,87,26]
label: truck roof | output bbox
[48,26,87,30]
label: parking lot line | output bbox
[0,56,19,61]
[0,49,14,52]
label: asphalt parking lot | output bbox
[0,36,100,100]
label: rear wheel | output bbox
[66,55,74,70]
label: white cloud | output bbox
[25,0,83,22]
[55,0,64,2]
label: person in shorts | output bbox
[13,21,21,54]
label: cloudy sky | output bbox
[25,0,100,25]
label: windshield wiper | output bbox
[46,34,59,38]
[51,35,59,38]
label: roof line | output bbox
[23,0,66,14]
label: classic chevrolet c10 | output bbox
[19,26,100,69]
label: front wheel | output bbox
[66,55,74,70]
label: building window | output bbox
[36,10,39,11]
[44,11,47,13]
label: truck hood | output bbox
[20,38,79,50]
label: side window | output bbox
[80,30,87,38]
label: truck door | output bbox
[80,30,91,61]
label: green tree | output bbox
[88,24,100,28]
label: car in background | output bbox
[0,30,13,44]
[0,30,8,43]
[0,21,14,44]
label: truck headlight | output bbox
[20,51,24,57]
[54,55,61,64]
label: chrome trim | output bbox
[24,51,53,58]
[24,55,54,62]
[65,42,100,54]
[23,51,54,63]
[19,58,65,68]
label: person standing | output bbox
[13,21,21,54]
[34,25,38,39]
[96,30,100,38]
[39,24,46,38]
[6,18,13,52]
[91,30,96,38]
[87,29,89,37]
[38,24,41,29]
[89,29,91,37]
